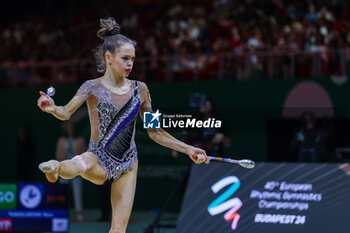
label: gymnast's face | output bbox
[107,43,135,78]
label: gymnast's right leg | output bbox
[38,152,106,185]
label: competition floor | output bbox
[46,209,178,233]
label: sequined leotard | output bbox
[76,79,140,180]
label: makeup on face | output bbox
[113,44,136,76]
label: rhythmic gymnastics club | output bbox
[207,156,255,169]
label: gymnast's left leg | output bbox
[38,152,106,185]
[109,162,138,233]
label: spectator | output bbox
[56,121,86,221]
[199,97,230,155]
[290,112,330,162]
[1,0,350,84]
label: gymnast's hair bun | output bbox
[97,17,121,40]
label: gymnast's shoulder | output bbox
[136,81,149,93]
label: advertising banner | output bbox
[176,162,350,233]
[0,185,17,210]
[0,183,68,232]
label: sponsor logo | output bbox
[143,110,222,129]
[207,176,242,231]
[0,218,12,231]
[0,185,17,209]
[143,110,162,129]
[19,184,42,209]
[52,218,68,232]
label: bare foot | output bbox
[38,160,60,183]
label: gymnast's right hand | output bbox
[37,91,56,114]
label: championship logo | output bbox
[207,176,242,230]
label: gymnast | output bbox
[37,17,209,233]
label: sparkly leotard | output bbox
[76,79,140,180]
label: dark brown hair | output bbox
[94,17,136,73]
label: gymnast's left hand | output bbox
[186,146,210,164]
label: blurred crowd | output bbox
[1,0,350,85]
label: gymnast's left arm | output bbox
[138,82,209,164]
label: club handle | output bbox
[208,156,238,163]
[208,156,220,161]
[208,156,255,169]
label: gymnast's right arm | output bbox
[37,81,91,121]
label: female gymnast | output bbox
[37,17,209,233]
